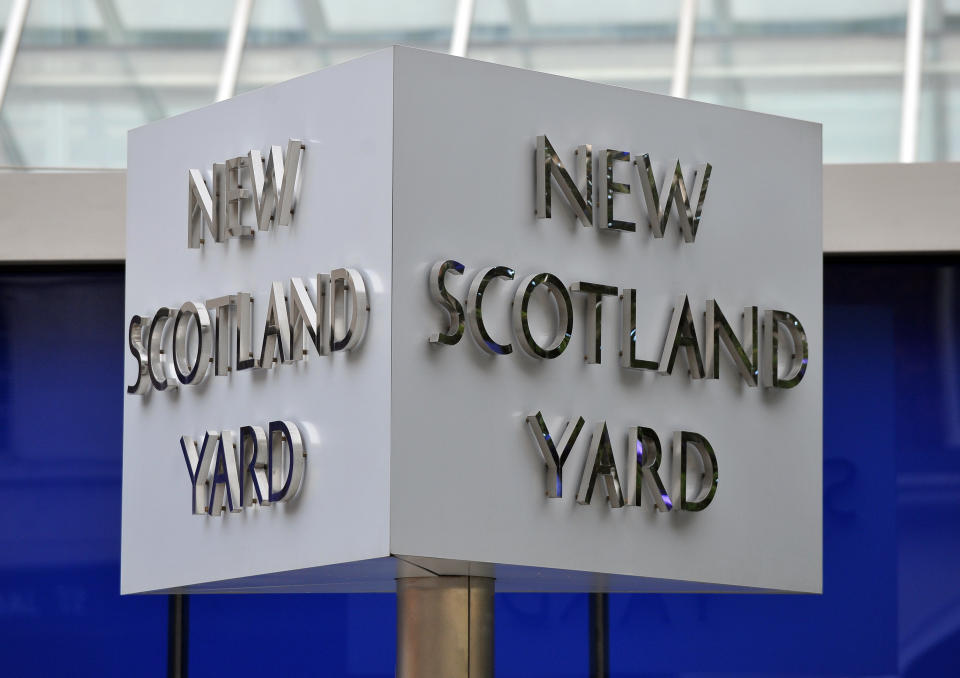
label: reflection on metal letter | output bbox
[289,277,320,359]
[247,139,304,230]
[330,268,369,352]
[626,427,673,512]
[763,310,808,389]
[181,432,218,515]
[428,260,466,345]
[147,308,178,391]
[512,273,573,359]
[673,431,718,512]
[536,135,593,228]
[173,300,213,385]
[236,292,258,370]
[620,289,658,370]
[526,411,585,498]
[634,155,711,242]
[239,425,269,507]
[705,300,758,386]
[571,282,617,364]
[258,281,293,367]
[659,294,705,378]
[207,430,242,516]
[577,422,625,508]
[267,421,306,503]
[127,314,152,395]
[224,156,253,238]
[188,169,219,248]
[206,296,234,376]
[467,266,515,355]
[597,149,635,232]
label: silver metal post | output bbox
[449,0,476,58]
[670,0,697,99]
[900,0,926,162]
[216,0,254,102]
[397,576,494,678]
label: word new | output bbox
[527,413,718,512]
[127,269,368,394]
[188,138,304,248]
[536,134,710,241]
[181,420,305,516]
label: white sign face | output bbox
[122,47,821,594]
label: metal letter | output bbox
[236,292,258,370]
[207,430,242,516]
[620,289,658,370]
[625,427,673,511]
[570,282,617,364]
[247,139,303,230]
[289,277,320,360]
[705,301,758,386]
[536,135,592,228]
[428,260,466,345]
[181,432,218,515]
[634,155,711,242]
[525,412,586,498]
[206,295,234,376]
[512,273,573,359]
[147,308,178,391]
[214,162,227,240]
[316,273,331,355]
[577,422,625,508]
[248,148,276,231]
[763,310,809,389]
[659,294,705,378]
[267,420,306,503]
[187,169,219,248]
[672,431,718,512]
[224,156,253,238]
[277,139,303,226]
[239,425,269,507]
[127,313,151,395]
[258,281,292,368]
[330,268,369,352]
[173,300,213,385]
[466,266,515,355]
[597,149,635,232]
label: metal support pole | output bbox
[167,594,188,678]
[670,0,697,99]
[216,0,254,102]
[588,592,609,678]
[449,0,476,58]
[397,576,494,678]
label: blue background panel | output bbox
[0,259,958,676]
[0,268,166,677]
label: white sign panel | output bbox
[122,47,822,594]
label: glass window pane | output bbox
[237,0,457,95]
[469,0,677,94]
[689,0,906,163]
[918,2,960,161]
[1,1,232,168]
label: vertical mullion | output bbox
[900,0,926,162]
[671,0,698,99]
